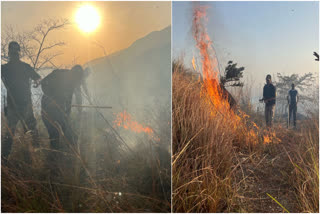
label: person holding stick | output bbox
[260,74,276,128]
[41,65,84,150]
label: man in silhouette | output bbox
[287,83,299,128]
[261,74,276,128]
[41,65,84,151]
[1,41,41,160]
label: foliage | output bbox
[220,61,245,87]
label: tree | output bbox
[1,18,69,70]
[220,61,245,87]
[274,72,317,115]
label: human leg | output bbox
[289,105,293,127]
[265,105,269,127]
[293,105,297,127]
[2,107,19,159]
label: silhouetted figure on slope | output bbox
[287,83,299,128]
[41,65,84,151]
[1,41,41,161]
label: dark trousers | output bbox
[41,96,78,188]
[289,104,297,127]
[41,95,76,150]
[265,104,275,127]
[2,102,38,159]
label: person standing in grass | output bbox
[1,41,41,161]
[261,74,276,128]
[287,83,299,128]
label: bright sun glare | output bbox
[75,4,100,33]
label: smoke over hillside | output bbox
[84,26,171,143]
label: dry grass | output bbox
[1,109,171,212]
[285,115,319,212]
[172,62,319,213]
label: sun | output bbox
[75,4,100,33]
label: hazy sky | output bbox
[1,1,171,66]
[173,1,319,97]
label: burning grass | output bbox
[173,5,318,212]
[172,65,319,213]
[1,107,171,212]
[172,67,256,212]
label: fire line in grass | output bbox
[113,110,160,142]
[192,5,280,145]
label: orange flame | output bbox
[192,5,279,146]
[192,56,197,71]
[192,5,231,114]
[113,110,160,142]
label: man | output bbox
[287,83,299,128]
[261,74,276,128]
[41,65,84,151]
[74,67,91,114]
[1,41,41,160]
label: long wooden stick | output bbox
[71,104,112,109]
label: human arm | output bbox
[26,64,41,87]
[1,64,7,87]
[260,85,266,102]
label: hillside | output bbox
[86,26,171,120]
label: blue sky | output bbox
[173,1,319,98]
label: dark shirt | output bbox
[288,89,298,105]
[41,69,78,115]
[263,83,276,106]
[1,60,40,106]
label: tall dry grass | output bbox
[285,114,319,212]
[1,108,171,212]
[172,65,252,212]
[172,61,319,212]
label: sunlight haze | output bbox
[1,1,171,66]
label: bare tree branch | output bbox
[2,18,69,70]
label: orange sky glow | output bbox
[1,1,171,67]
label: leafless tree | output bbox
[1,18,69,70]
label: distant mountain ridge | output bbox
[85,26,171,121]
[88,26,170,67]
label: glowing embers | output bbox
[263,130,281,144]
[113,110,160,142]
